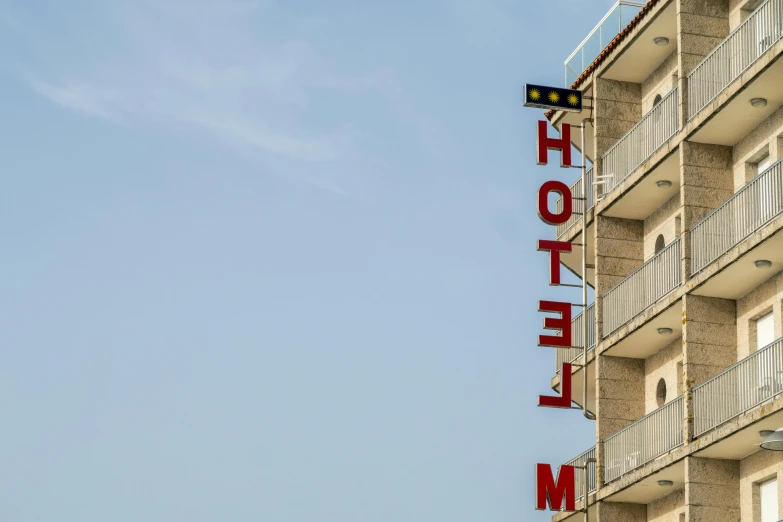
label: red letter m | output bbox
[535,463,575,511]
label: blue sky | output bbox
[0,0,616,520]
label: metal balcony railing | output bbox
[601,86,679,195]
[692,336,783,438]
[564,1,644,86]
[604,396,684,482]
[690,158,783,274]
[602,237,681,335]
[555,303,596,373]
[555,167,594,239]
[688,0,783,119]
[565,446,596,503]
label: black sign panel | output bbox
[524,84,583,113]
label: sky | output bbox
[0,1,616,520]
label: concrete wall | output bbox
[737,271,783,360]
[733,106,783,190]
[594,215,644,340]
[647,488,685,522]
[645,338,684,414]
[679,141,733,278]
[642,50,680,114]
[597,501,647,522]
[643,192,682,261]
[683,294,737,387]
[596,355,645,439]
[685,456,741,522]
[677,0,731,121]
[740,449,783,522]
[594,78,642,158]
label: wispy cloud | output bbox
[11,0,423,196]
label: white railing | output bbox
[555,167,594,238]
[564,1,645,86]
[556,304,596,373]
[693,336,783,438]
[603,238,682,335]
[601,86,679,195]
[690,159,783,274]
[565,446,596,504]
[688,0,783,119]
[604,396,684,483]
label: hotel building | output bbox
[547,0,783,520]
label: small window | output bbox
[655,234,665,254]
[758,154,772,175]
[761,478,778,522]
[758,312,775,350]
[656,378,667,407]
[653,94,662,106]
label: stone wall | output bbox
[685,456,741,522]
[645,337,684,414]
[643,192,682,261]
[648,488,686,522]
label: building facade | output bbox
[547,0,783,520]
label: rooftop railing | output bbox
[601,86,678,196]
[555,167,594,239]
[692,336,783,438]
[688,0,783,119]
[602,237,681,335]
[690,158,783,274]
[564,1,645,86]
[604,395,684,482]
[555,303,596,373]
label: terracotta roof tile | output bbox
[545,0,662,121]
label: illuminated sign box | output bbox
[524,84,583,113]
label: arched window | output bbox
[655,234,665,254]
[656,378,667,408]
[653,94,662,106]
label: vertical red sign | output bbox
[535,463,576,511]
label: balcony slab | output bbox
[689,214,783,299]
[687,41,783,146]
[600,290,684,359]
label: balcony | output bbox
[693,336,783,439]
[690,158,783,275]
[602,237,682,336]
[687,0,783,145]
[601,86,679,197]
[566,446,596,504]
[555,304,596,372]
[687,0,783,120]
[555,167,594,239]
[604,395,684,483]
[564,1,644,86]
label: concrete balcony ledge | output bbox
[684,37,783,146]
[692,391,783,457]
[598,286,685,358]
[557,207,595,243]
[595,135,682,219]
[686,213,783,300]
[550,348,597,391]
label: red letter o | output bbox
[537,180,572,226]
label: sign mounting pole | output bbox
[582,458,596,522]
[581,118,595,422]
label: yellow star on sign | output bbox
[567,93,580,106]
[529,88,541,101]
[548,91,560,104]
